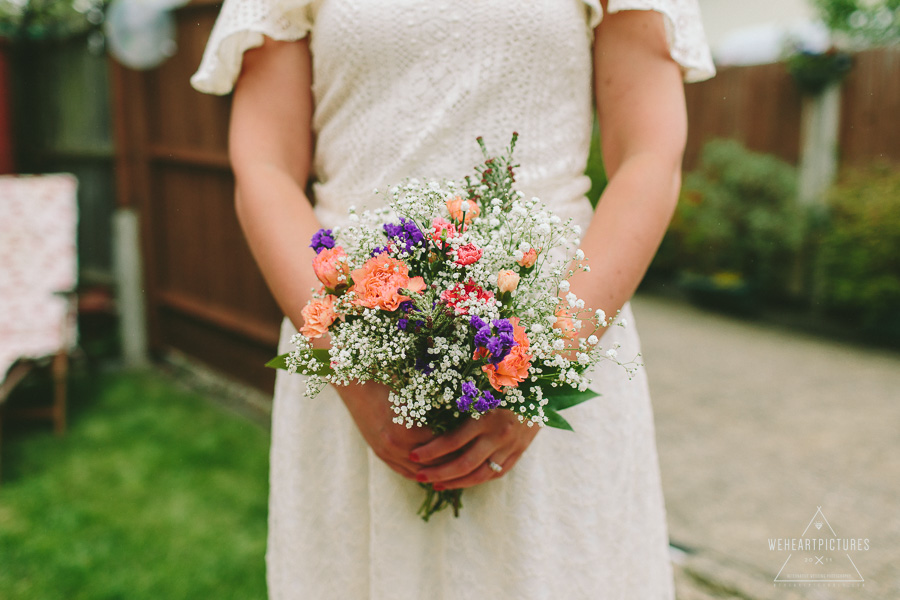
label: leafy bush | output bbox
[817,164,900,339]
[655,139,803,299]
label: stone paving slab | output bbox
[632,294,900,600]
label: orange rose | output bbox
[445,196,480,224]
[553,306,578,339]
[482,318,532,392]
[350,253,425,311]
[300,295,337,339]
[517,248,539,268]
[312,247,350,290]
[497,269,520,293]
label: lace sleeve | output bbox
[190,0,314,95]
[582,0,716,82]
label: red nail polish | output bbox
[409,451,420,462]
[416,472,428,483]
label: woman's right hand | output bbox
[337,381,436,480]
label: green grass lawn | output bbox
[0,368,270,599]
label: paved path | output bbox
[631,294,900,600]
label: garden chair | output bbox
[0,173,78,481]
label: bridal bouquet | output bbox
[268,135,638,520]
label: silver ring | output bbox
[487,460,503,474]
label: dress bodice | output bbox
[191,0,714,226]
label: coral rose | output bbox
[517,247,539,268]
[454,243,483,266]
[430,217,458,249]
[553,306,579,339]
[350,253,425,311]
[445,196,480,224]
[482,317,532,392]
[300,295,337,339]
[312,246,350,290]
[497,270,520,293]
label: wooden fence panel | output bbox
[684,62,803,170]
[839,47,900,167]
[113,0,283,392]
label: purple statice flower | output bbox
[469,315,487,330]
[399,300,414,313]
[397,318,409,331]
[370,245,391,257]
[486,337,506,360]
[492,319,514,335]
[456,380,479,412]
[384,218,425,254]
[309,228,336,254]
[474,390,500,413]
[474,326,492,348]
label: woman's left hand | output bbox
[408,409,539,490]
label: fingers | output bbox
[415,436,502,485]
[408,417,483,464]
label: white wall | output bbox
[697,0,818,48]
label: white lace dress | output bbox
[192,1,714,598]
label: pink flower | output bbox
[497,270,520,293]
[300,295,337,339]
[454,243,482,266]
[481,318,532,392]
[350,253,425,311]
[430,217,458,249]
[553,306,578,339]
[312,247,350,290]
[445,196,480,224]
[518,248,539,268]
[440,280,494,315]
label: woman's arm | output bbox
[229,38,319,327]
[230,38,433,479]
[411,6,688,488]
[572,5,687,321]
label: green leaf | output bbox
[265,349,333,376]
[265,353,291,370]
[540,385,599,412]
[542,407,574,431]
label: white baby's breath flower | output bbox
[574,249,585,260]
[558,280,570,292]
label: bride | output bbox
[192,0,714,597]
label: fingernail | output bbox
[409,451,420,462]
[416,472,428,483]
[432,484,445,491]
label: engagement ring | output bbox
[487,460,503,474]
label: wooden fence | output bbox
[683,60,803,170]
[113,0,282,391]
[839,47,900,167]
[684,46,900,171]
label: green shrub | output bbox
[817,164,900,339]
[656,139,803,299]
